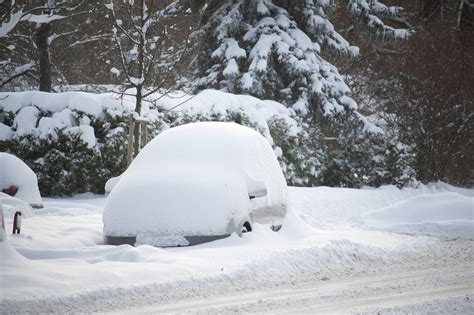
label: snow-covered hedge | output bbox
[0,90,321,196]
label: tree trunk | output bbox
[422,0,441,19]
[133,0,145,156]
[35,23,52,92]
[134,86,142,156]
[458,0,474,30]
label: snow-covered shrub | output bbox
[0,92,136,196]
[0,120,129,196]
[321,118,415,188]
[267,118,325,186]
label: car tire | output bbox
[241,221,252,234]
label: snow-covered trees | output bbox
[104,0,193,155]
[192,0,412,187]
[4,1,469,191]
[344,0,474,186]
[0,1,107,91]
[194,0,409,116]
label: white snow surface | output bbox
[0,194,34,219]
[0,182,473,314]
[0,153,42,207]
[104,122,288,241]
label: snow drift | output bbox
[362,192,474,236]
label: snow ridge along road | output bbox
[124,263,474,314]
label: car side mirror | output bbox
[245,174,267,200]
[249,188,267,200]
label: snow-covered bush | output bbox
[268,118,326,186]
[0,92,136,196]
[321,117,415,188]
[0,126,126,197]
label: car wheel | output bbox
[241,221,252,234]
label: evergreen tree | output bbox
[192,0,411,186]
[193,0,409,118]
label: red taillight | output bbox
[2,185,18,197]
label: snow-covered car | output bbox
[0,152,43,208]
[103,122,288,246]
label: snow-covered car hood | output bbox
[103,164,250,240]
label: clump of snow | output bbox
[104,122,288,244]
[0,153,42,208]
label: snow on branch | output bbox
[291,0,360,56]
[196,0,357,116]
[0,62,36,87]
[347,0,413,39]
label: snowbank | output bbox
[104,122,288,245]
[362,192,474,236]
[289,182,474,237]
[0,153,42,207]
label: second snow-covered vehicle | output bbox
[103,122,288,246]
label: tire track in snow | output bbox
[124,263,474,314]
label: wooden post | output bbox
[127,116,149,166]
[127,116,135,166]
[140,121,148,149]
[0,205,5,242]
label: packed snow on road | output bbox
[1,181,473,314]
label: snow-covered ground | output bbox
[1,182,473,314]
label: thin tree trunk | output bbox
[134,86,142,156]
[133,0,146,156]
[440,0,444,20]
[422,0,440,19]
[35,23,52,92]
